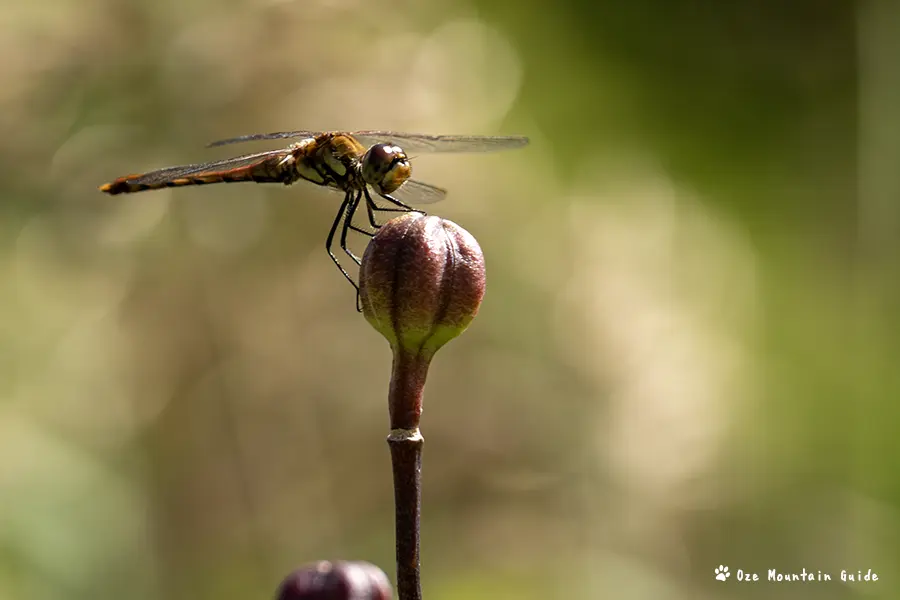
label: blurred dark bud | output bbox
[275,561,392,600]
[359,213,486,358]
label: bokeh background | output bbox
[2,0,898,598]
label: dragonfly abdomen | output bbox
[99,156,297,195]
[100,174,238,195]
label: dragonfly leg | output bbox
[342,190,368,313]
[362,189,424,230]
[325,191,360,295]
[378,193,427,216]
[363,188,382,229]
[339,191,363,266]
[349,224,375,237]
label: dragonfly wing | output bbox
[351,131,530,154]
[207,130,529,153]
[388,179,447,205]
[99,149,294,195]
[206,130,320,148]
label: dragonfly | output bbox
[100,129,529,303]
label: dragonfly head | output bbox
[361,143,411,195]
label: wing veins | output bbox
[116,149,289,185]
[207,130,529,154]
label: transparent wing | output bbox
[99,149,293,194]
[207,130,529,154]
[111,149,290,185]
[389,179,447,205]
[351,131,529,154]
[207,130,320,148]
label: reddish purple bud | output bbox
[359,213,486,430]
[275,561,392,600]
[359,213,486,358]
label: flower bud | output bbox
[359,213,486,358]
[359,213,486,430]
[274,561,392,600]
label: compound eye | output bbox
[362,143,411,194]
[366,143,394,168]
[361,144,395,183]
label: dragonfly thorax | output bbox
[361,143,412,195]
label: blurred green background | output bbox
[2,0,898,598]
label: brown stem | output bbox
[388,349,431,430]
[386,347,432,599]
[388,428,424,600]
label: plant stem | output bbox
[385,338,433,599]
[387,349,431,430]
[388,428,424,600]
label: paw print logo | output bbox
[715,565,730,581]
